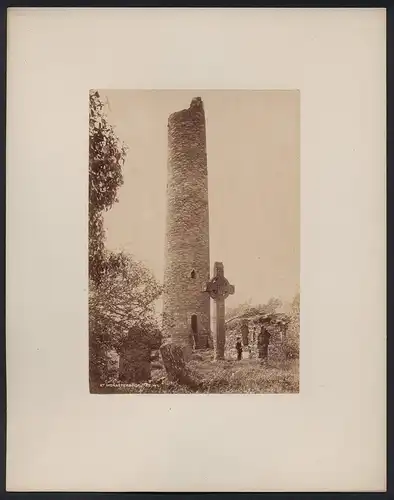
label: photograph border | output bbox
[3,3,389,496]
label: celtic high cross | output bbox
[203,262,235,360]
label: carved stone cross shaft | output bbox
[204,262,235,360]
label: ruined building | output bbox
[163,97,212,352]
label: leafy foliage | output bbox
[89,90,127,285]
[283,292,300,359]
[88,91,164,389]
[89,251,163,387]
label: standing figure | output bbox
[252,323,256,343]
[241,320,249,346]
[235,337,243,361]
[257,320,271,361]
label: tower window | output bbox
[190,269,196,279]
[191,314,198,334]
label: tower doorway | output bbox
[191,314,198,334]
[191,314,198,349]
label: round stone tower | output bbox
[163,97,211,353]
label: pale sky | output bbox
[99,90,299,310]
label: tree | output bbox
[88,92,164,390]
[266,297,283,313]
[89,89,127,389]
[225,300,253,322]
[89,90,127,285]
[89,251,163,389]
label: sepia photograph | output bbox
[89,89,300,394]
[6,7,385,492]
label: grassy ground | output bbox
[106,349,299,394]
[187,355,299,394]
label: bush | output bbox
[283,334,299,359]
[284,291,300,359]
[89,251,163,390]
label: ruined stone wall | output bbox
[163,97,211,350]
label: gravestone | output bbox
[257,323,271,361]
[119,327,162,383]
[241,321,249,346]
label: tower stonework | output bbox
[163,97,211,352]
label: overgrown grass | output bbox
[188,354,299,394]
[99,350,299,394]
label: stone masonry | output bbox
[163,97,211,353]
